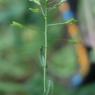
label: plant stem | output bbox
[40,5,45,17]
[48,18,76,26]
[43,1,48,94]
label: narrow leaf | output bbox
[29,8,40,13]
[40,46,45,67]
[11,21,24,28]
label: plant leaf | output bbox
[11,21,24,28]
[29,8,40,13]
[40,46,45,67]
[29,0,41,5]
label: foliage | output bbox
[0,0,95,95]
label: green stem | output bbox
[43,1,48,94]
[48,18,76,26]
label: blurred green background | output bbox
[0,0,95,95]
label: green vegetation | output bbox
[0,0,95,95]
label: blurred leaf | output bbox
[48,44,78,78]
[29,0,41,5]
[11,21,24,28]
[0,82,25,93]
[29,8,40,13]
[0,60,28,78]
